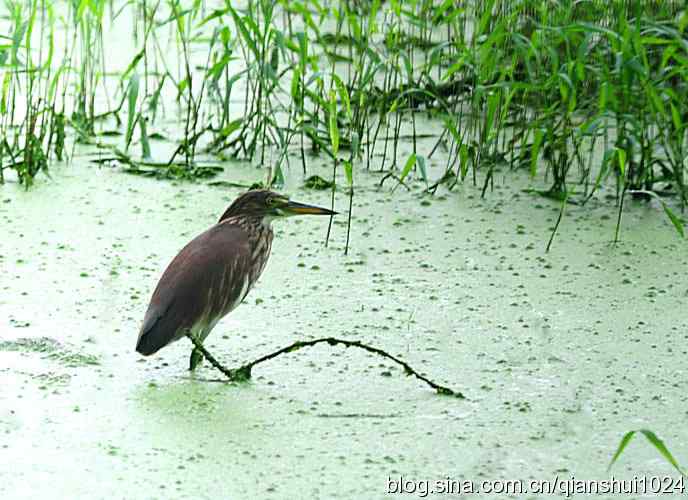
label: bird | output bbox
[135,189,336,370]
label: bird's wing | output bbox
[136,222,251,355]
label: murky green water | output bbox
[1,150,686,499]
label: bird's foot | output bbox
[189,347,204,371]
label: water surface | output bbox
[0,156,686,499]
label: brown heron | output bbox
[135,189,336,370]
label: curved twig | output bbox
[185,333,464,398]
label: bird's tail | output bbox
[135,330,165,356]
[136,300,180,356]
[136,318,188,355]
[136,315,175,356]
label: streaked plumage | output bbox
[135,189,335,366]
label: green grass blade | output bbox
[660,203,685,238]
[609,429,685,476]
[628,190,685,238]
[399,153,417,183]
[608,431,637,472]
[639,430,685,475]
[530,129,544,177]
[344,160,353,186]
[125,73,140,150]
[416,155,428,186]
[328,90,339,155]
[331,74,351,120]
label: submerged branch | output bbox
[185,332,464,398]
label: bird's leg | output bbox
[189,347,204,371]
[188,328,207,371]
[185,332,237,380]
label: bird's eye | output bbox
[267,197,276,206]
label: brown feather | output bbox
[136,217,273,355]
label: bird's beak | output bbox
[282,200,337,216]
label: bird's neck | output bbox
[260,215,278,228]
[228,215,274,237]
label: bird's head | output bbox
[219,189,336,223]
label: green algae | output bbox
[1,149,686,498]
[0,337,100,367]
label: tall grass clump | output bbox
[0,0,68,187]
[1,0,687,239]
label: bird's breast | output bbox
[210,220,273,322]
[251,234,273,283]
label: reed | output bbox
[1,0,685,237]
